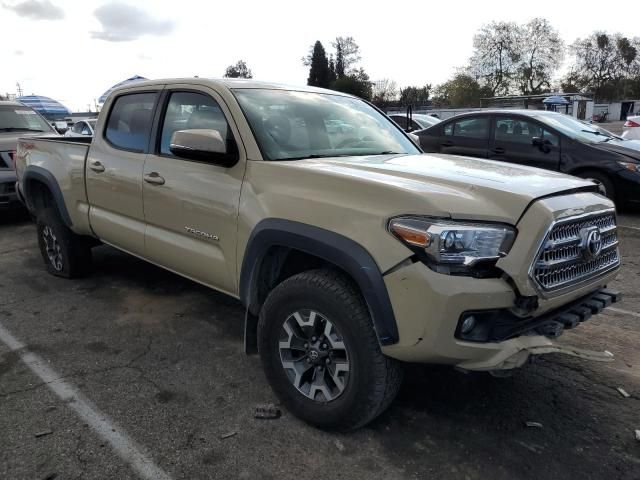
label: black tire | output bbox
[258,268,403,431]
[577,170,615,202]
[36,207,92,278]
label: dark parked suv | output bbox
[415,110,640,207]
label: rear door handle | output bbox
[144,172,165,186]
[492,147,505,155]
[89,160,105,173]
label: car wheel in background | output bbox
[258,268,403,431]
[577,170,616,203]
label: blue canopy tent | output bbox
[17,95,70,121]
[98,75,148,104]
[543,95,570,112]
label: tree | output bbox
[223,60,253,79]
[306,41,331,88]
[371,79,398,105]
[398,85,431,104]
[332,36,361,78]
[432,73,491,108]
[331,68,372,100]
[516,18,564,95]
[469,21,521,96]
[566,32,639,99]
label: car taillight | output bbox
[624,119,640,128]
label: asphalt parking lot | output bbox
[1,209,640,480]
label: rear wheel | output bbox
[577,170,615,202]
[36,207,92,278]
[258,268,403,431]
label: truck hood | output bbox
[294,153,597,223]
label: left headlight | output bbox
[388,216,516,272]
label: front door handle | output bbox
[492,147,505,155]
[144,172,165,186]
[441,141,453,147]
[89,160,105,173]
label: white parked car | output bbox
[622,115,640,140]
[66,119,97,137]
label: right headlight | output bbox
[388,216,516,274]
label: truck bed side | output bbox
[15,136,94,236]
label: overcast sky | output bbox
[1,0,636,111]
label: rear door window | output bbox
[105,93,157,152]
[453,117,489,139]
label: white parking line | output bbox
[0,323,172,480]
[619,224,640,232]
[606,306,640,319]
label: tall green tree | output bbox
[432,74,491,108]
[223,60,253,78]
[306,41,331,88]
[566,32,639,99]
[331,68,372,100]
[399,85,431,104]
[332,36,361,78]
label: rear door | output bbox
[440,116,490,158]
[141,86,246,295]
[86,89,160,256]
[489,115,561,171]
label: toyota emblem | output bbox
[581,227,603,260]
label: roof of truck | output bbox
[111,77,352,96]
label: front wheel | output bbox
[258,269,403,431]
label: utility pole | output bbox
[16,82,23,97]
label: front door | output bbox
[489,116,561,171]
[86,90,159,256]
[142,87,246,296]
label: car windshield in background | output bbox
[234,89,419,161]
[412,114,440,128]
[536,114,617,143]
[0,105,52,132]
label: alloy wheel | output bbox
[279,309,350,402]
[42,226,63,271]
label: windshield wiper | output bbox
[276,153,359,161]
[370,151,404,155]
[0,127,44,132]
[581,129,614,141]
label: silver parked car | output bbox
[388,113,440,133]
[0,101,57,211]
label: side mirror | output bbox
[169,129,238,167]
[532,136,551,152]
[53,122,68,134]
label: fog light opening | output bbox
[461,315,476,334]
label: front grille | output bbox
[532,211,620,292]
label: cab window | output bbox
[160,91,231,157]
[105,93,157,152]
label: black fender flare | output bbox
[22,165,73,227]
[239,219,399,346]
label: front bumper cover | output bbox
[456,288,621,342]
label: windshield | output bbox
[0,105,52,132]
[89,120,97,129]
[536,113,617,143]
[413,114,440,128]
[234,89,419,160]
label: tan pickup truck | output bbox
[14,78,621,430]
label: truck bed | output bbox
[16,135,93,233]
